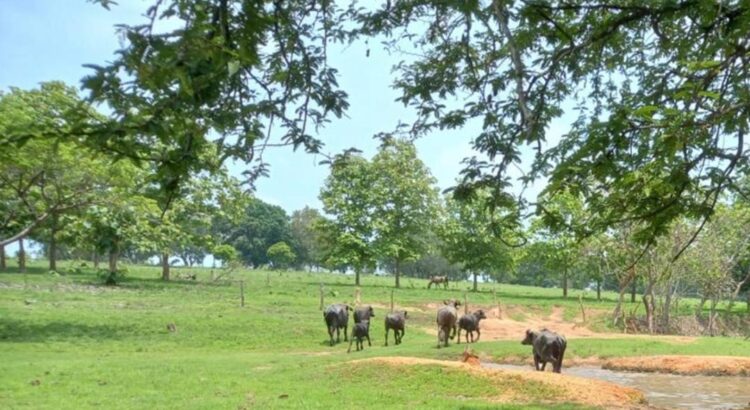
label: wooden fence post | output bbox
[390,289,394,313]
[493,287,502,319]
[579,294,587,324]
[464,292,468,314]
[355,287,361,305]
[319,283,324,310]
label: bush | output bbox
[267,242,296,270]
[98,266,128,286]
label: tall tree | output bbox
[289,206,327,270]
[0,83,114,249]
[534,190,587,298]
[440,190,513,291]
[154,172,246,280]
[216,198,291,267]
[370,138,439,288]
[319,154,376,285]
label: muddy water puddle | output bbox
[482,363,750,410]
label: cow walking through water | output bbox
[427,276,449,289]
[324,304,352,346]
[521,328,567,373]
[436,299,461,348]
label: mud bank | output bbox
[603,355,750,376]
[348,356,647,408]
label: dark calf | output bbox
[436,299,460,348]
[521,329,567,373]
[458,309,487,344]
[324,304,352,346]
[384,310,408,346]
[347,320,371,352]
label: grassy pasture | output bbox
[0,261,748,409]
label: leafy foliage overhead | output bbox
[355,0,750,249]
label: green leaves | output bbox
[319,139,439,285]
[266,241,296,270]
[354,0,750,248]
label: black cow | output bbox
[324,304,352,346]
[521,329,567,373]
[458,309,487,344]
[347,320,371,352]
[384,310,408,346]
[436,299,461,348]
[354,305,375,331]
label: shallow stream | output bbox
[481,363,750,410]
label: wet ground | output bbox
[482,363,750,410]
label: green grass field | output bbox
[1,260,748,409]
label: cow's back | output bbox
[533,331,565,360]
[437,306,457,326]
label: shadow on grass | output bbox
[0,317,140,342]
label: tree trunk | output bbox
[630,278,637,303]
[18,238,26,273]
[355,268,360,286]
[662,280,673,331]
[643,275,656,334]
[695,296,706,316]
[473,272,478,292]
[596,279,601,301]
[613,266,636,325]
[562,267,568,298]
[708,298,719,336]
[0,244,5,270]
[93,251,100,269]
[161,252,170,281]
[395,259,400,288]
[49,213,58,272]
[728,268,750,313]
[108,247,118,273]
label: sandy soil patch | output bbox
[349,356,648,408]
[603,355,750,376]
[418,304,697,343]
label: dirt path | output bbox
[418,304,696,343]
[348,356,649,408]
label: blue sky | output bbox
[0,0,479,210]
[1,1,570,255]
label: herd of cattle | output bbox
[323,299,568,373]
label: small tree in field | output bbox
[212,244,240,280]
[267,242,296,270]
